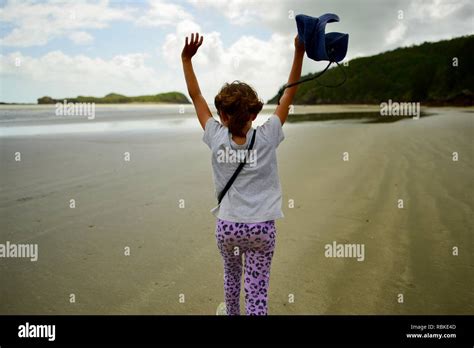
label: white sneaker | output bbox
[216,302,227,315]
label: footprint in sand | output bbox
[17,196,34,202]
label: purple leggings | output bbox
[215,218,276,315]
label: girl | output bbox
[181,33,304,315]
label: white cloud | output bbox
[0,0,194,47]
[1,0,472,103]
[161,19,206,68]
[136,0,193,27]
[188,0,474,59]
[0,51,160,99]
[0,0,135,47]
[411,0,465,20]
[385,22,407,45]
[383,0,473,48]
[187,0,282,25]
[68,31,94,45]
[159,18,294,102]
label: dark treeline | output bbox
[38,92,190,104]
[268,36,473,105]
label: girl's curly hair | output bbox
[214,81,263,137]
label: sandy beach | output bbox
[0,105,472,314]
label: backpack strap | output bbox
[217,129,257,205]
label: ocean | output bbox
[0,104,279,137]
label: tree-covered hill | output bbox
[38,91,190,104]
[268,35,473,105]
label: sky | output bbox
[0,0,473,103]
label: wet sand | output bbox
[0,106,472,314]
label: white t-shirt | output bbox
[203,114,285,223]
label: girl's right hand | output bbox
[181,33,204,62]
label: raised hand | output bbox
[181,32,211,130]
[294,34,305,53]
[274,34,305,125]
[181,33,204,62]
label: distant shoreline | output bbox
[36,92,191,105]
[2,101,472,107]
[0,102,189,107]
[1,103,473,110]
[0,101,192,106]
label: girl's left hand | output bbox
[294,35,305,53]
[181,33,204,61]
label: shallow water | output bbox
[0,104,460,137]
[0,104,279,137]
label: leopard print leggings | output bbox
[215,218,276,315]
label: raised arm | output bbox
[181,33,212,130]
[274,35,305,125]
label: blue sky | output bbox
[0,0,473,103]
[0,1,270,58]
